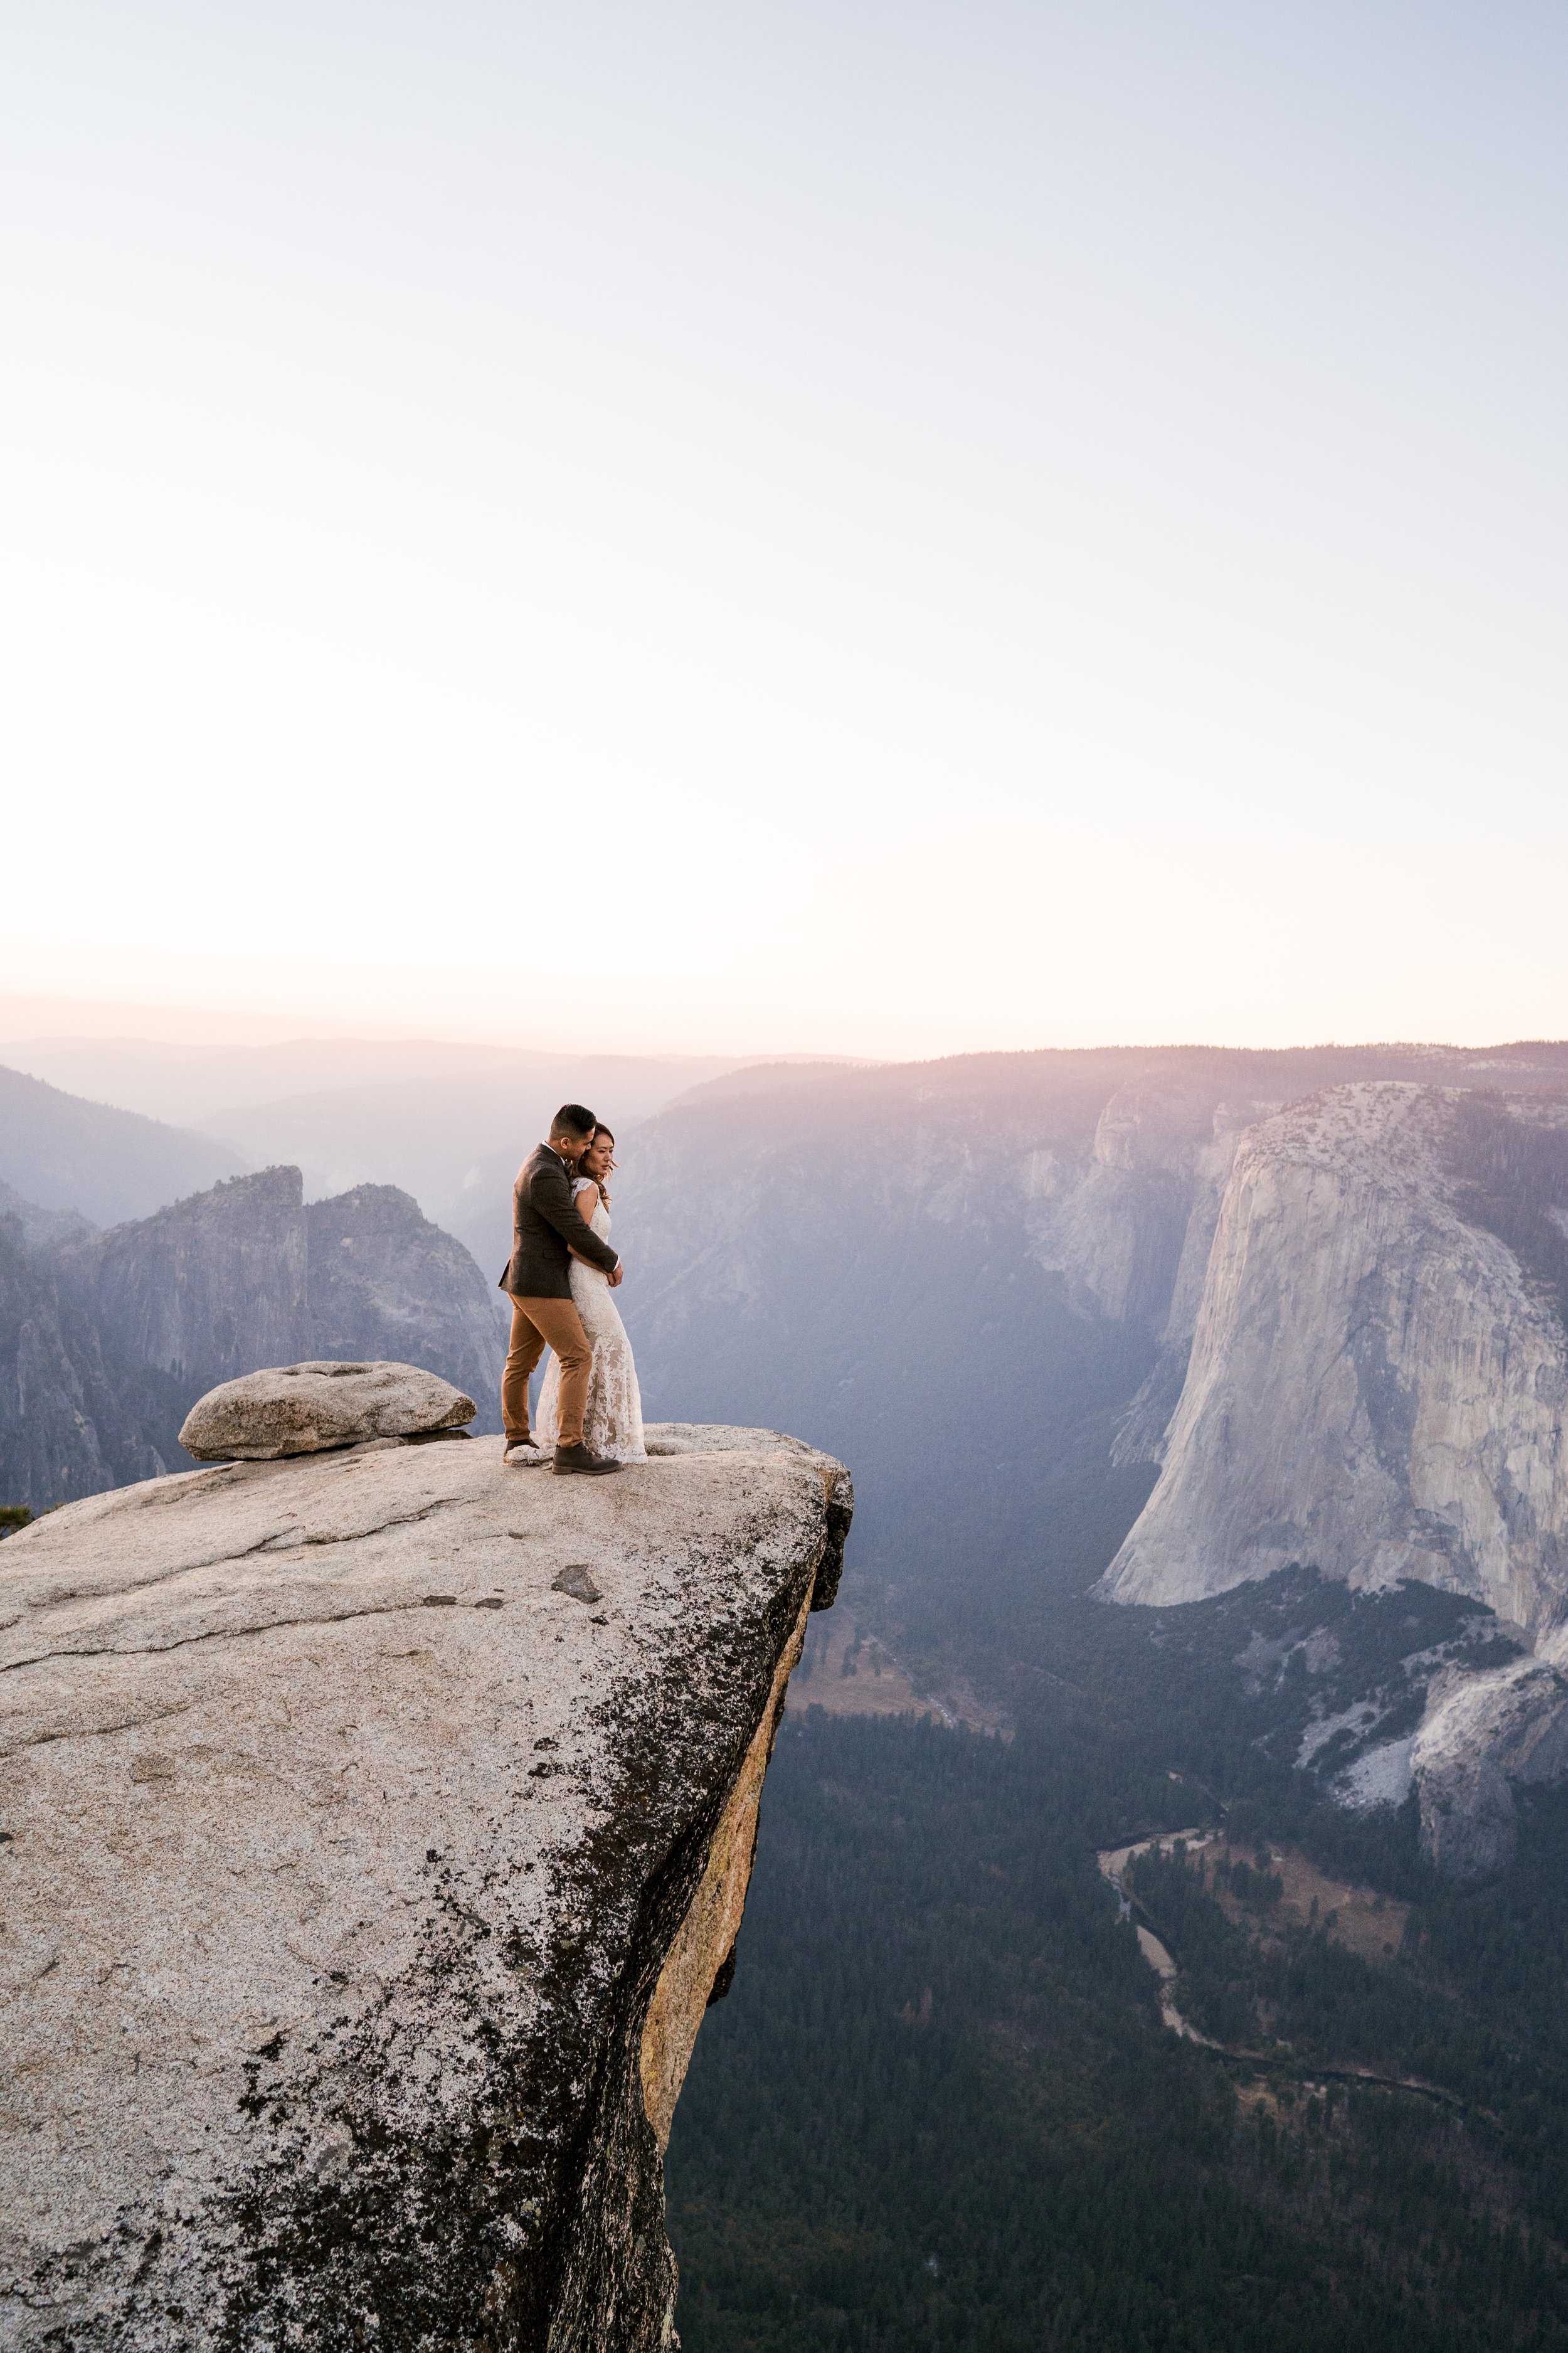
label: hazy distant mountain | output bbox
[0,1035,751,1130]
[186,1062,726,1260]
[0,1036,839,1271]
[0,1063,247,1226]
[0,1166,504,1511]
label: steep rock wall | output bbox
[1099,1083,1568,1874]
[304,1184,506,1386]
[0,1171,506,1511]
[0,1215,114,1506]
[0,1424,850,2349]
[57,1166,310,1395]
[1099,1085,1568,1628]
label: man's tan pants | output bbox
[502,1297,593,1450]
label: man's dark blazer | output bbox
[499,1144,620,1302]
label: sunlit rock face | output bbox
[1412,1657,1568,1879]
[1099,1081,1568,1874]
[1100,1083,1568,1625]
[0,1426,850,2349]
[1017,1078,1303,1354]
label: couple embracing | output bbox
[499,1102,646,1474]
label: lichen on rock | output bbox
[0,1422,850,2349]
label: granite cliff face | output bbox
[1020,1075,1270,1328]
[0,1169,505,1511]
[0,1424,850,2348]
[1099,1084,1568,1626]
[1099,1081,1568,1872]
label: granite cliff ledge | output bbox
[0,1424,850,2350]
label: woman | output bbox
[533,1125,647,1463]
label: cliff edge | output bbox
[0,1425,850,2349]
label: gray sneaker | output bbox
[553,1442,623,1477]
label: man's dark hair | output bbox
[551,1102,597,1140]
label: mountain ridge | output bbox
[0,1063,248,1227]
[0,1167,504,1510]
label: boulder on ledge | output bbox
[177,1359,477,1460]
[0,1423,850,2349]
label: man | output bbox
[499,1103,625,1476]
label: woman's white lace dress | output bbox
[534,1179,647,1462]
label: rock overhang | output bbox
[0,1423,850,2349]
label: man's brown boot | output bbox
[553,1442,623,1477]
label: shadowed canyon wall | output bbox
[0,1167,505,1509]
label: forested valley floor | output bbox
[666,1505,1568,2351]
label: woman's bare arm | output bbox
[565,1181,602,1262]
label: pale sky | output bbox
[3,2,1565,1059]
